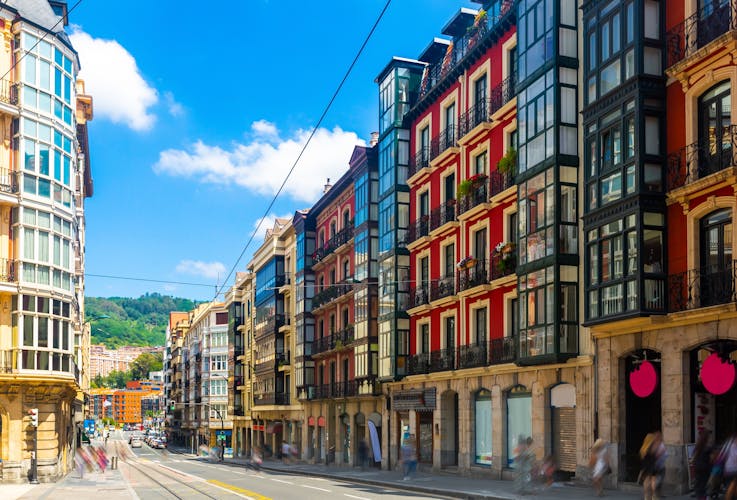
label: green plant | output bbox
[457,179,473,198]
[497,148,517,174]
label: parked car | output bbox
[130,436,143,448]
[151,438,166,449]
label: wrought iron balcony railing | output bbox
[489,75,516,115]
[430,126,459,161]
[312,281,353,309]
[409,148,431,178]
[314,381,358,399]
[253,392,290,406]
[458,337,516,369]
[0,168,18,195]
[313,325,355,354]
[406,215,430,244]
[409,285,430,308]
[668,260,737,312]
[0,259,16,283]
[667,0,737,68]
[407,348,456,375]
[459,99,491,138]
[429,199,457,231]
[314,224,354,262]
[457,258,489,291]
[254,313,286,339]
[490,247,517,280]
[419,0,515,99]
[666,125,737,191]
[430,275,455,301]
[458,175,489,215]
[0,80,18,106]
[489,169,515,197]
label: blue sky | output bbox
[73,0,470,301]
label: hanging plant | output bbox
[497,148,517,174]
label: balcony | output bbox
[405,215,430,244]
[314,381,358,399]
[668,260,737,312]
[490,244,517,280]
[489,75,516,116]
[407,348,456,375]
[429,200,457,232]
[0,79,18,106]
[666,0,737,68]
[459,99,491,140]
[0,168,18,195]
[409,148,431,179]
[313,224,354,262]
[409,285,430,308]
[312,281,353,309]
[457,258,489,292]
[232,405,245,417]
[430,276,455,301]
[430,126,459,162]
[458,175,488,215]
[419,0,515,100]
[0,259,17,283]
[489,169,515,198]
[254,314,286,339]
[666,126,737,191]
[458,337,516,369]
[313,325,355,355]
[253,393,290,406]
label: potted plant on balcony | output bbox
[457,173,487,200]
[496,147,517,175]
[457,256,477,271]
[493,241,516,274]
[467,9,487,47]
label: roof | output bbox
[418,37,451,64]
[374,56,426,84]
[441,8,478,37]
[6,0,63,32]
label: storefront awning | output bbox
[266,422,283,434]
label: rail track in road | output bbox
[114,440,224,500]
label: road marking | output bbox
[232,470,246,475]
[270,478,293,484]
[207,479,272,500]
[301,484,330,492]
[343,495,370,500]
[308,477,328,481]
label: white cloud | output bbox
[153,122,365,203]
[164,91,184,117]
[175,260,226,280]
[251,120,278,139]
[70,28,158,131]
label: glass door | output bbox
[699,81,731,178]
[700,208,733,306]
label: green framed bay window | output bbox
[517,266,577,363]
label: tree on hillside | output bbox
[129,352,163,381]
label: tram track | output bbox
[115,440,223,500]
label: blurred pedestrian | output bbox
[589,438,610,496]
[358,439,369,470]
[250,446,263,472]
[282,441,291,464]
[723,433,737,500]
[640,432,665,500]
[692,431,712,500]
[514,436,536,494]
[400,435,417,480]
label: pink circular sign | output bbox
[701,352,736,395]
[629,360,658,398]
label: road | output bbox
[115,430,444,500]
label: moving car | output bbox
[130,436,143,448]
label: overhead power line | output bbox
[85,273,217,290]
[212,0,393,300]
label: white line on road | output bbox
[307,477,328,481]
[232,470,246,475]
[270,479,294,484]
[344,495,370,500]
[301,484,330,492]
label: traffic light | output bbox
[28,408,38,427]
[170,401,175,412]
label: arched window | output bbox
[700,208,733,306]
[343,210,350,229]
[698,80,731,178]
[474,389,492,465]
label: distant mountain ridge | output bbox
[85,293,198,349]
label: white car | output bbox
[130,436,143,448]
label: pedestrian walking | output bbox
[514,436,536,494]
[722,433,737,500]
[250,446,263,472]
[589,438,610,497]
[282,441,291,464]
[640,432,665,500]
[692,431,712,500]
[400,435,417,480]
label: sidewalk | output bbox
[169,446,686,500]
[4,466,133,500]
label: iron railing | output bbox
[489,75,516,114]
[458,337,516,369]
[490,248,517,280]
[430,276,456,301]
[0,80,18,106]
[430,126,459,160]
[254,393,290,406]
[314,224,354,262]
[312,281,353,309]
[458,176,489,215]
[457,258,489,291]
[459,99,491,138]
[313,326,355,354]
[406,215,430,243]
[409,148,431,178]
[409,285,430,308]
[0,259,16,283]
[489,169,515,197]
[419,0,515,99]
[666,125,737,190]
[0,168,18,194]
[668,260,737,312]
[429,199,457,231]
[407,348,456,375]
[254,313,285,339]
[314,381,358,399]
[667,0,737,67]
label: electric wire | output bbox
[85,273,217,289]
[0,0,85,84]
[212,0,393,300]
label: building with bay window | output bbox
[587,0,737,494]
[0,1,94,483]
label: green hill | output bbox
[85,293,198,348]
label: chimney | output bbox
[370,132,379,147]
[323,178,332,194]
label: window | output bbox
[475,389,492,465]
[474,151,487,176]
[420,323,429,354]
[210,354,227,371]
[700,209,733,307]
[474,307,487,345]
[443,243,455,278]
[210,378,227,396]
